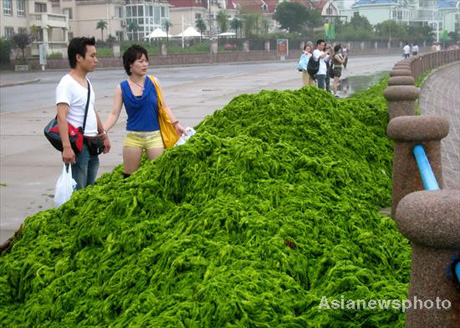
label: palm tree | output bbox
[195,18,207,42]
[162,19,173,43]
[230,17,243,38]
[216,10,228,33]
[96,20,108,42]
[127,21,139,41]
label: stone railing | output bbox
[384,50,460,327]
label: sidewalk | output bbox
[418,62,460,190]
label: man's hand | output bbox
[62,146,76,164]
[99,132,111,154]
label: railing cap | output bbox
[388,76,415,86]
[383,85,420,101]
[390,69,413,77]
[387,115,449,141]
[395,190,460,249]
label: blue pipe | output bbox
[456,262,460,284]
[413,145,440,191]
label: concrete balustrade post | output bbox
[386,116,449,216]
[388,76,415,86]
[395,190,460,328]
[383,84,420,120]
[389,68,413,77]
[243,40,250,52]
[264,41,270,52]
[160,43,167,56]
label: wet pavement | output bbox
[418,62,460,190]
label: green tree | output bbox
[336,15,374,41]
[127,20,139,41]
[375,20,407,41]
[96,20,108,41]
[216,10,229,33]
[195,18,207,42]
[0,38,12,66]
[305,8,323,34]
[242,13,263,38]
[11,32,34,64]
[273,2,308,33]
[162,19,173,43]
[230,17,243,38]
[349,14,373,32]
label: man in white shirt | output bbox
[403,43,411,58]
[412,44,419,56]
[56,37,111,189]
[313,39,329,90]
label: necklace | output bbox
[130,78,145,91]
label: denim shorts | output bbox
[124,130,163,150]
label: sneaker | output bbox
[334,94,340,99]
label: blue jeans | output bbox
[72,143,99,190]
[316,74,326,89]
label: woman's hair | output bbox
[122,45,149,75]
[334,45,342,53]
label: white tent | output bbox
[145,28,170,39]
[217,32,236,37]
[173,26,202,38]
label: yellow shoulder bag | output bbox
[148,75,179,148]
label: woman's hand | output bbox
[174,122,185,136]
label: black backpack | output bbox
[307,56,319,77]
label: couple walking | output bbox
[55,37,184,190]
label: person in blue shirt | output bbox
[104,45,184,178]
[298,42,314,86]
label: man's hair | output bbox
[316,39,325,46]
[67,37,96,68]
[123,45,149,76]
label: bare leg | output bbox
[123,147,143,174]
[334,76,339,95]
[146,147,164,161]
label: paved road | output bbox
[0,55,402,243]
[418,62,460,190]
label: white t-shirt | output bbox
[403,45,410,55]
[313,49,328,75]
[55,74,98,137]
[412,45,419,53]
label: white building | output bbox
[0,0,69,56]
[342,0,459,34]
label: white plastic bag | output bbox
[54,164,77,208]
[175,127,196,146]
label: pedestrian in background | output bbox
[342,44,349,69]
[324,44,333,93]
[298,42,314,86]
[313,39,329,90]
[412,43,419,56]
[403,42,410,58]
[332,44,347,98]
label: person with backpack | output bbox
[297,42,314,86]
[312,39,329,90]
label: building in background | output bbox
[124,0,170,41]
[0,0,69,56]
[342,0,459,34]
[56,0,126,42]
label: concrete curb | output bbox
[0,78,40,88]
